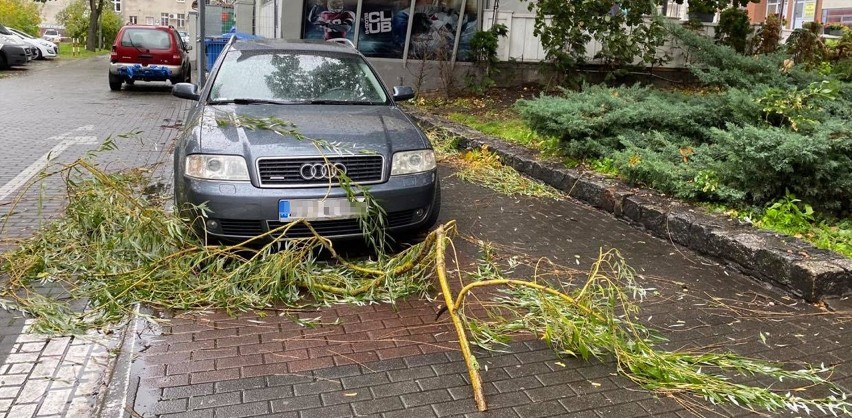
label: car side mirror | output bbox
[172,83,199,101]
[392,86,415,102]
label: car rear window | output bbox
[121,28,172,50]
[209,50,388,104]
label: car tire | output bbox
[0,53,8,71]
[109,74,122,91]
[36,48,44,60]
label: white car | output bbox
[42,29,61,43]
[8,27,57,59]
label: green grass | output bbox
[447,112,555,151]
[58,43,110,59]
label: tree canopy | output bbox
[0,0,41,35]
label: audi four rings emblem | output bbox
[300,162,347,180]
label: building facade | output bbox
[38,0,198,31]
[115,0,195,29]
[746,0,852,29]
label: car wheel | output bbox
[109,74,122,91]
[36,49,44,60]
[0,53,8,71]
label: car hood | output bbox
[191,104,429,158]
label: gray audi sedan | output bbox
[171,38,440,241]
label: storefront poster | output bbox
[303,0,358,42]
[302,0,479,61]
[357,0,410,58]
[405,0,478,61]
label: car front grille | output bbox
[257,155,384,187]
[219,219,265,236]
[211,209,419,239]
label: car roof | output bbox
[230,38,361,56]
[121,25,173,31]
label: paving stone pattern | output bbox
[125,169,851,416]
[0,57,191,417]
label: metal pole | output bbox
[450,0,468,69]
[401,0,416,68]
[273,0,278,38]
[199,0,206,86]
[353,0,363,48]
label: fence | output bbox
[482,12,767,69]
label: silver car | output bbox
[171,38,440,241]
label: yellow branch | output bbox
[435,225,487,411]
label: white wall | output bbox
[482,12,732,68]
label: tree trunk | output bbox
[86,0,104,51]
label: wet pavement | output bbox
[0,56,850,418]
[120,169,851,417]
[0,56,190,417]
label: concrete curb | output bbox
[95,303,142,418]
[408,109,852,302]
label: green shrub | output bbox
[752,14,783,55]
[831,58,852,81]
[716,8,752,53]
[785,22,828,69]
[515,85,762,158]
[705,122,852,214]
[668,21,823,89]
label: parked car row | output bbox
[0,23,58,70]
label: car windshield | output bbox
[209,50,388,105]
[11,29,34,39]
[121,28,171,50]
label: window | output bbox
[121,28,172,50]
[177,14,186,28]
[113,0,121,12]
[161,13,170,26]
[767,0,783,17]
[129,16,137,24]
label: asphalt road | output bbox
[0,57,850,418]
[0,55,190,417]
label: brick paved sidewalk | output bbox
[119,169,852,417]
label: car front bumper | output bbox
[2,45,29,66]
[40,44,58,58]
[178,171,439,240]
[109,62,181,80]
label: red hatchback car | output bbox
[109,25,192,91]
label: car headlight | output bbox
[185,155,249,181]
[391,150,436,175]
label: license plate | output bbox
[279,198,366,221]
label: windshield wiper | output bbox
[307,100,382,105]
[209,98,309,105]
